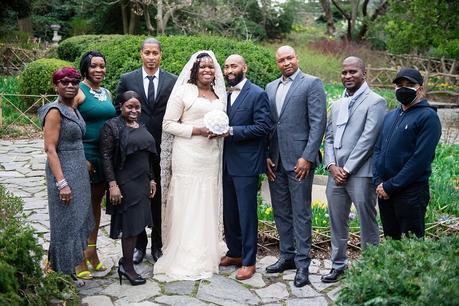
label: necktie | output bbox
[147,75,155,101]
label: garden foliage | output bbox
[18,58,73,108]
[337,236,459,306]
[0,185,79,305]
[55,35,279,94]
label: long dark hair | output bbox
[187,52,213,85]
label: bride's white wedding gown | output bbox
[154,85,227,280]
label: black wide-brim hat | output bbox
[392,68,423,85]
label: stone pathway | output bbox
[0,139,341,306]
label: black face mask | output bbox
[395,87,417,106]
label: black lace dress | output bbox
[100,116,157,239]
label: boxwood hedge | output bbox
[18,58,73,108]
[56,35,279,95]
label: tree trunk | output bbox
[350,0,360,37]
[121,0,129,34]
[128,10,139,34]
[17,17,33,34]
[319,0,336,36]
[156,0,164,35]
[143,4,155,35]
[357,0,388,40]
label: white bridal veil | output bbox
[159,50,226,240]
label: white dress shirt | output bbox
[142,67,160,100]
[229,78,247,105]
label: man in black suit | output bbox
[218,54,272,280]
[115,37,177,264]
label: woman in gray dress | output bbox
[38,67,94,280]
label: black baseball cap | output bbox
[392,68,423,85]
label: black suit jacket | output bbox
[224,80,273,176]
[115,67,177,151]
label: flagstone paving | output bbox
[0,139,341,306]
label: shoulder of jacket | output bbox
[160,69,178,80]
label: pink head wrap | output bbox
[52,67,81,84]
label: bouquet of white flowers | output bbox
[204,110,229,135]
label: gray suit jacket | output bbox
[324,86,386,177]
[266,70,327,171]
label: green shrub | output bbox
[0,185,79,305]
[56,35,278,95]
[337,236,459,306]
[427,143,459,220]
[56,34,125,62]
[18,58,72,108]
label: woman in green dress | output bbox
[74,51,116,278]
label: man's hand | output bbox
[294,158,312,180]
[266,158,276,181]
[208,131,229,139]
[376,183,390,199]
[329,165,348,185]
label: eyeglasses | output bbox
[59,79,80,86]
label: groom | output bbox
[219,54,272,280]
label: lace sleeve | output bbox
[100,122,117,183]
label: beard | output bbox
[225,71,244,87]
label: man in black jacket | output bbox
[373,68,441,239]
[115,37,177,263]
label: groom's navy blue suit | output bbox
[223,79,272,266]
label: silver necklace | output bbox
[84,81,108,102]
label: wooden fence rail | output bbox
[0,93,57,133]
[367,66,459,104]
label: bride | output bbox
[154,50,227,280]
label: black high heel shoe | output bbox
[118,259,146,286]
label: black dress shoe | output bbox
[294,267,310,287]
[265,258,296,273]
[151,247,163,262]
[321,268,346,283]
[133,248,145,265]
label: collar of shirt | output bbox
[142,67,160,80]
[232,77,247,91]
[229,78,247,105]
[280,68,300,85]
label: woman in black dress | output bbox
[100,91,157,286]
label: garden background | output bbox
[0,1,458,305]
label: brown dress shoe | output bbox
[236,265,256,280]
[220,256,242,267]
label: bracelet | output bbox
[56,179,68,190]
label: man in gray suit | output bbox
[321,56,386,283]
[265,45,327,287]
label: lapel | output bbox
[278,70,303,120]
[348,87,370,120]
[58,102,86,135]
[229,80,251,121]
[268,80,280,122]
[155,69,167,104]
[135,68,148,105]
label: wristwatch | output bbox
[229,127,234,135]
